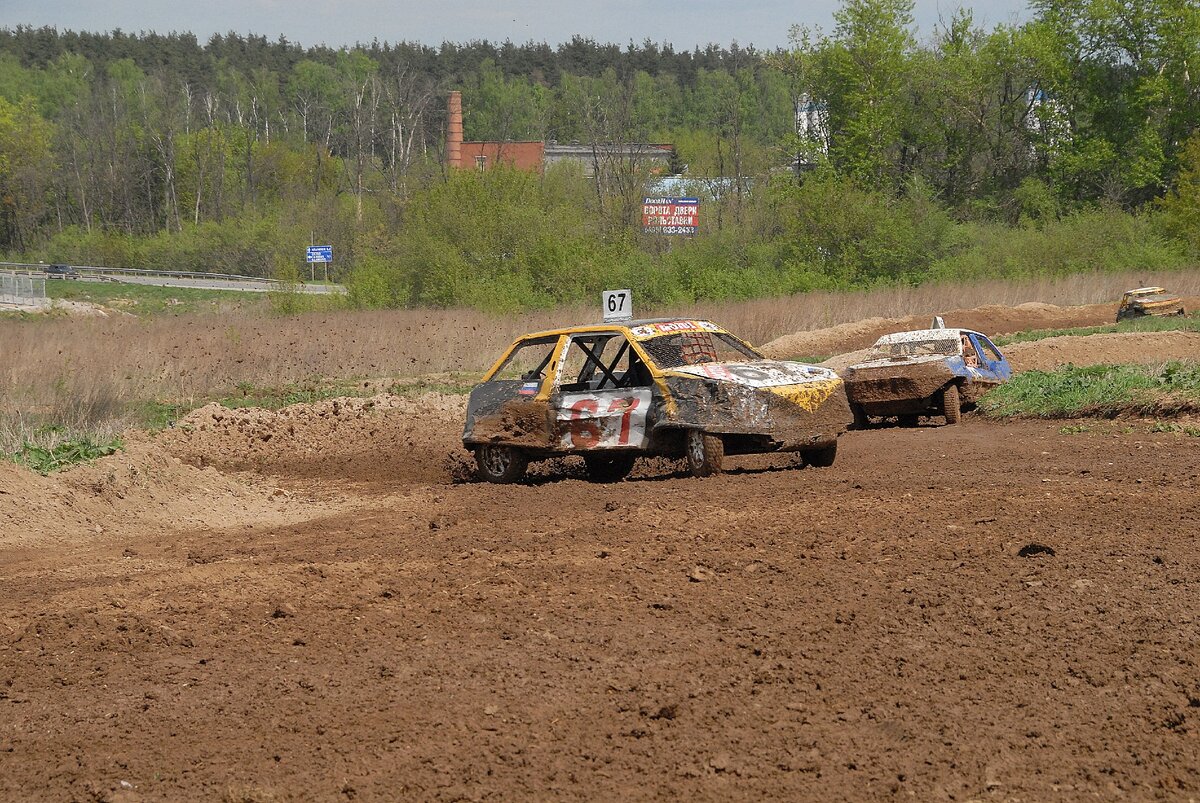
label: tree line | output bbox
[0,0,1197,310]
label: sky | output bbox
[1,0,1031,52]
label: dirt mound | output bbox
[762,300,1118,358]
[0,440,316,548]
[159,392,469,486]
[1005,331,1200,372]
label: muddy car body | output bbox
[1116,287,1185,322]
[843,328,1011,426]
[463,319,853,482]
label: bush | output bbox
[928,208,1189,282]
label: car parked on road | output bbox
[44,264,79,279]
[842,327,1011,427]
[463,318,853,483]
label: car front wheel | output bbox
[475,444,527,484]
[685,430,723,477]
[851,404,869,429]
[942,383,961,425]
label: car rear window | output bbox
[641,332,761,369]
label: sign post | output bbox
[305,245,333,282]
[602,289,633,322]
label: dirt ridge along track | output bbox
[2,416,1199,801]
[760,297,1200,360]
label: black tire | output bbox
[802,441,838,468]
[475,444,527,484]
[583,453,636,483]
[851,404,869,430]
[685,430,723,477]
[942,383,961,425]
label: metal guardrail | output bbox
[0,261,284,284]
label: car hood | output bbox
[668,361,844,413]
[669,360,839,388]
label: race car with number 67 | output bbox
[462,319,854,483]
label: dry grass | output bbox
[2,267,1197,452]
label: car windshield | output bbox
[868,338,960,360]
[641,331,762,369]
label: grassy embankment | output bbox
[44,279,268,316]
[979,362,1200,429]
[981,313,1200,425]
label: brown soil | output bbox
[1005,331,1200,372]
[157,393,469,486]
[4,417,1199,801]
[760,298,1200,359]
[3,302,1200,801]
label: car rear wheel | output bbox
[475,444,527,484]
[583,453,636,483]
[942,383,961,425]
[685,430,723,477]
[851,404,869,429]
[802,442,838,468]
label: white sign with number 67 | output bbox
[602,289,633,322]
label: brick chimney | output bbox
[447,91,463,169]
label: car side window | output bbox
[974,336,1004,363]
[960,334,982,367]
[557,334,651,392]
[491,336,560,382]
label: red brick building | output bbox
[455,141,546,172]
[445,91,674,176]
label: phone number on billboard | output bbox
[643,225,698,235]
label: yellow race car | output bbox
[1116,287,1186,322]
[463,319,853,483]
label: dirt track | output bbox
[3,302,1200,801]
[3,413,1200,801]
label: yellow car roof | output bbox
[513,318,731,342]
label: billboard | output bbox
[642,197,699,235]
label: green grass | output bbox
[10,435,124,474]
[979,361,1200,419]
[46,279,266,316]
[994,312,1199,346]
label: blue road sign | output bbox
[306,245,333,263]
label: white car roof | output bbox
[874,328,981,346]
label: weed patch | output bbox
[979,361,1200,419]
[10,436,123,474]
